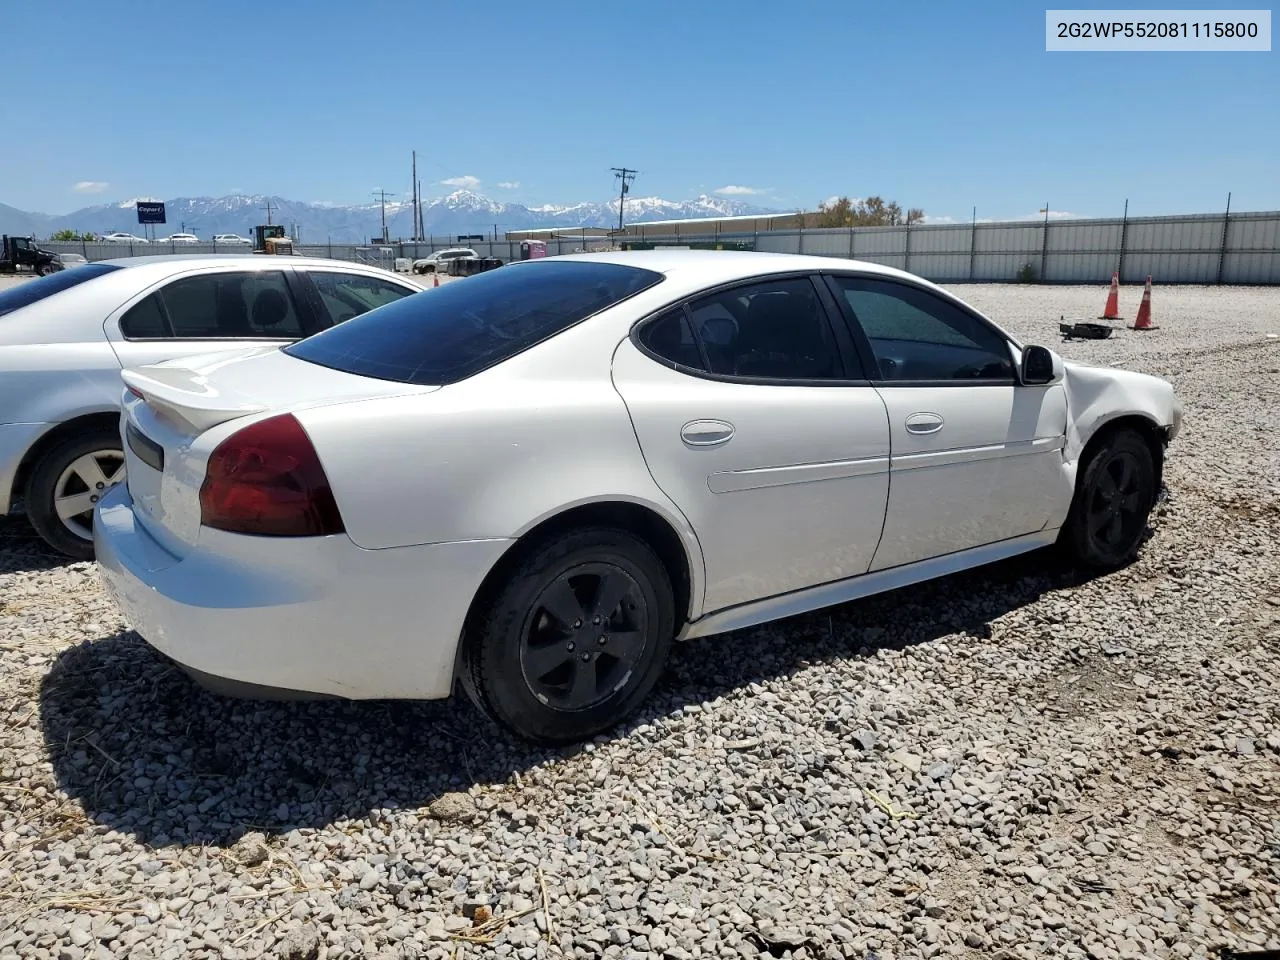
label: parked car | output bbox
[212,234,252,245]
[411,247,478,274]
[101,232,149,244]
[92,251,1182,743]
[57,253,90,269]
[0,255,423,558]
[159,233,201,244]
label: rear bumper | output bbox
[93,484,512,700]
[0,422,54,514]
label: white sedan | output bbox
[0,256,424,558]
[94,251,1182,743]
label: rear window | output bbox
[0,263,120,318]
[284,260,664,385]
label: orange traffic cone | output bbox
[433,273,439,288]
[1130,276,1158,330]
[1099,271,1122,320]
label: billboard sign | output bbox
[136,202,167,225]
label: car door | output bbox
[611,274,891,614]
[824,273,1070,572]
[103,265,321,371]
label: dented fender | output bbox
[1060,360,1181,464]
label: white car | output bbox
[212,234,252,245]
[0,255,424,558]
[94,251,1181,744]
[411,247,478,274]
[159,233,201,244]
[101,232,149,244]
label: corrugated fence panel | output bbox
[800,231,853,256]
[1223,253,1280,284]
[754,232,797,253]
[854,229,905,256]
[974,224,1042,254]
[1126,217,1222,253]
[1123,252,1218,283]
[1047,219,1122,252]
[1229,214,1280,251]
[907,254,970,280]
[1044,253,1115,284]
[913,225,972,253]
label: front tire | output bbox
[25,429,126,560]
[462,527,675,744]
[1061,429,1156,569]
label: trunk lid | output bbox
[120,345,438,551]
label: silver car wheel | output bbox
[53,449,126,541]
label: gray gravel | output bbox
[2,281,1279,959]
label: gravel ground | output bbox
[2,281,1279,960]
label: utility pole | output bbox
[411,152,422,241]
[262,198,276,226]
[372,189,393,243]
[611,167,637,234]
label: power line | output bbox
[611,167,638,233]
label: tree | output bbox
[49,229,79,241]
[816,195,927,228]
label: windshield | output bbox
[0,263,120,319]
[284,260,663,385]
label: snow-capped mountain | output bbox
[1,191,781,243]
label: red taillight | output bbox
[126,385,145,401]
[199,414,345,537]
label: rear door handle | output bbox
[681,419,735,447]
[905,412,944,435]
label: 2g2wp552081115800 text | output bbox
[1046,9,1271,50]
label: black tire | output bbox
[25,428,125,560]
[462,527,675,744]
[1061,429,1156,569]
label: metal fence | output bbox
[33,209,1280,284]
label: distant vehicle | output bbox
[411,247,478,275]
[57,253,89,269]
[101,232,149,244]
[159,233,201,244]
[0,255,424,558]
[1,235,62,275]
[90,251,1182,744]
[213,234,252,245]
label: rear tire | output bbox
[1061,429,1156,569]
[25,428,125,560]
[462,527,675,744]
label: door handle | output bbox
[681,419,735,447]
[904,412,944,435]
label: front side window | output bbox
[685,278,845,380]
[285,260,663,385]
[308,271,415,325]
[832,276,1015,382]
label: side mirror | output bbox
[1020,344,1062,385]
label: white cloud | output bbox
[72,181,109,194]
[1022,209,1082,220]
[441,175,481,189]
[713,185,766,196]
[921,214,957,224]
[496,181,520,190]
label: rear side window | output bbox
[285,260,664,385]
[307,271,414,326]
[137,271,303,339]
[0,264,120,318]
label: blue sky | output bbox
[2,0,1275,220]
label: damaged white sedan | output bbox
[94,251,1181,744]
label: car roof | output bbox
[529,249,922,286]
[95,254,394,275]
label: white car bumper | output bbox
[93,484,512,701]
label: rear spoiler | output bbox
[121,366,268,434]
